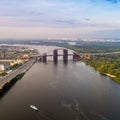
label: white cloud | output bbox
[0,0,120,39]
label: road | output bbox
[90,52,120,56]
[0,59,36,89]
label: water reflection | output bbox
[0,61,120,120]
[63,61,68,65]
[53,61,58,65]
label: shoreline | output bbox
[0,72,25,97]
[0,59,36,97]
[101,73,120,84]
[105,73,116,78]
[83,60,120,84]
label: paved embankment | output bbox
[0,59,36,90]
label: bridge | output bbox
[37,48,81,63]
[31,48,120,63]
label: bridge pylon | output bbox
[73,53,81,61]
[63,49,68,62]
[42,53,47,62]
[53,49,58,63]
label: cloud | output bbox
[83,18,91,21]
[90,29,120,38]
[0,23,120,40]
[30,11,43,16]
[0,0,120,39]
[91,0,119,4]
[55,20,75,25]
[106,0,118,3]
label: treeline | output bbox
[65,43,120,53]
[84,54,120,83]
[64,43,120,83]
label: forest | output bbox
[65,42,120,53]
[64,43,120,83]
[84,54,120,83]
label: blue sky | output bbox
[0,0,120,40]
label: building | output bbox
[0,63,10,72]
[10,59,23,66]
[0,64,4,72]
[0,59,23,67]
[83,53,91,59]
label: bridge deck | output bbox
[47,54,73,56]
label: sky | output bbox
[0,0,120,40]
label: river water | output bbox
[0,46,120,120]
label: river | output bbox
[0,45,120,120]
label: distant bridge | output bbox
[31,47,120,62]
[35,48,81,62]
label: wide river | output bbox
[0,45,120,120]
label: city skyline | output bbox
[0,0,120,40]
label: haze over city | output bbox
[0,0,120,40]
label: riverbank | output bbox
[0,73,25,97]
[101,73,120,84]
[83,58,120,84]
[105,73,116,78]
[0,59,36,97]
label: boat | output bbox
[30,105,38,111]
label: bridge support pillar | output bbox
[73,53,80,61]
[39,57,42,62]
[42,54,47,62]
[53,49,58,63]
[63,49,68,63]
[73,53,76,61]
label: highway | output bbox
[89,52,120,56]
[0,59,36,89]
